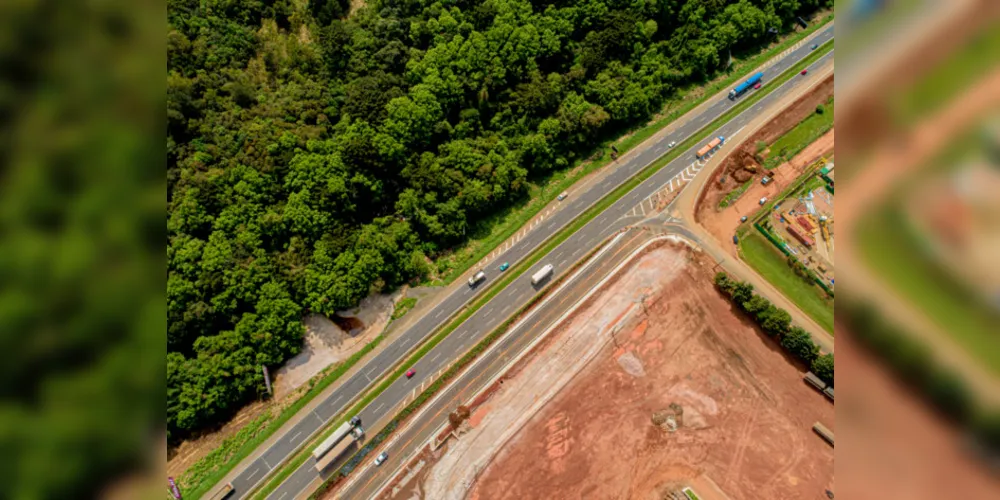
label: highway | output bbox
[221,24,834,500]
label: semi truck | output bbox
[531,264,554,286]
[315,433,360,472]
[312,421,354,460]
[696,136,725,159]
[729,72,763,100]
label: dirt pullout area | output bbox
[694,75,833,247]
[466,245,834,500]
[167,291,399,479]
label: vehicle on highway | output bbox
[405,368,415,378]
[499,262,509,272]
[732,235,739,244]
[667,141,676,148]
[531,264,554,287]
[759,197,768,205]
[753,82,762,89]
[313,421,355,460]
[374,452,389,466]
[740,216,748,222]
[207,483,234,500]
[729,72,763,100]
[468,270,486,287]
[801,69,808,75]
[350,416,361,427]
[557,192,568,201]
[811,43,819,50]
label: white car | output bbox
[667,141,676,148]
[759,197,768,205]
[557,192,568,201]
[374,451,388,466]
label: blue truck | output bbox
[729,72,763,100]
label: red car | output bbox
[406,369,416,378]
[753,83,762,89]
[800,69,808,75]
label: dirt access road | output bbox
[466,243,834,500]
[666,61,835,348]
[695,69,833,259]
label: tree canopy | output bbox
[168,0,833,439]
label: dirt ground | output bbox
[835,325,1000,499]
[454,244,834,500]
[694,73,834,258]
[167,290,400,479]
[699,130,833,259]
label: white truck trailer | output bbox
[531,264,554,286]
[312,421,353,460]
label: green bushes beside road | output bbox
[714,271,832,384]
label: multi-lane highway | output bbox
[220,24,834,500]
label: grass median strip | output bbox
[181,334,386,500]
[250,39,835,500]
[433,14,834,284]
[183,19,835,498]
[309,234,618,499]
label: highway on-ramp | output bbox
[221,25,834,500]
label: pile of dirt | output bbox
[697,74,834,218]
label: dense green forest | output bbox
[167,0,832,440]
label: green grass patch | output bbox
[719,179,753,208]
[857,204,1000,375]
[683,488,701,500]
[390,297,417,321]
[763,96,834,170]
[738,231,834,333]
[180,334,386,500]
[430,14,835,285]
[893,22,1000,123]
[247,39,835,500]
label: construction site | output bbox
[384,239,834,500]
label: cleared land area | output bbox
[450,243,834,500]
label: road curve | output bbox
[222,25,835,500]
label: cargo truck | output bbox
[803,371,827,392]
[729,72,763,100]
[531,264,554,286]
[312,421,353,460]
[315,433,360,472]
[468,270,486,287]
[696,136,725,159]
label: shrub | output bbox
[780,326,819,364]
[925,369,974,423]
[760,306,792,337]
[811,353,834,385]
[815,104,825,114]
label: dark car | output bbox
[811,43,819,50]
[733,235,739,244]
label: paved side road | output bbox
[261,45,835,500]
[218,25,834,500]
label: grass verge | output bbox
[180,334,386,500]
[738,231,834,333]
[183,15,836,500]
[250,38,835,500]
[390,297,417,321]
[763,96,834,169]
[719,179,752,208]
[432,13,835,284]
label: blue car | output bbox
[733,235,739,244]
[499,262,510,272]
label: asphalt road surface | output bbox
[222,25,834,500]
